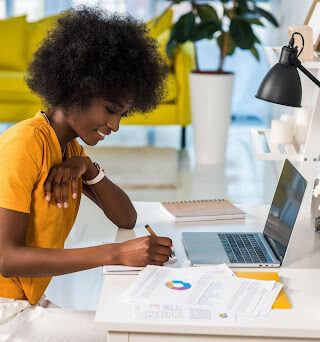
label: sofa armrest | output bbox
[173,41,195,127]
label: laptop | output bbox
[182,159,307,267]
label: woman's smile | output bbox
[95,129,106,140]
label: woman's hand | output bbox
[44,156,90,208]
[117,235,173,266]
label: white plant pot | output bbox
[190,72,234,165]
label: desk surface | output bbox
[94,202,320,339]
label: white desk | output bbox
[94,202,320,341]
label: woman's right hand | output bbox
[117,235,173,267]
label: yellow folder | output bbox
[235,272,291,309]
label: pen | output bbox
[145,224,175,258]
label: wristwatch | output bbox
[82,162,106,185]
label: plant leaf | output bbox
[253,5,279,27]
[166,38,179,59]
[238,0,249,11]
[190,20,221,41]
[254,34,261,44]
[230,18,255,49]
[250,45,260,61]
[217,32,236,56]
[236,0,249,15]
[195,4,219,22]
[171,12,195,43]
[237,15,264,26]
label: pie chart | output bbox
[165,280,191,290]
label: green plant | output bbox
[155,0,279,73]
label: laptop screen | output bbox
[263,159,307,263]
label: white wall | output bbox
[269,0,314,45]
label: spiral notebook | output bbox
[159,199,245,222]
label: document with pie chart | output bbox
[122,265,231,307]
[122,264,281,318]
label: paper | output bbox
[235,271,291,309]
[124,265,285,319]
[134,263,237,323]
[258,282,283,317]
[191,264,235,277]
[122,265,216,305]
[135,303,236,322]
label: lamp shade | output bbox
[256,62,302,107]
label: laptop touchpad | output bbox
[182,232,229,265]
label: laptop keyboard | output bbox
[218,233,269,264]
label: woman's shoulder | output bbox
[0,115,46,152]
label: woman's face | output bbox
[69,97,132,145]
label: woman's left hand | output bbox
[44,156,90,208]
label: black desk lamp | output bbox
[256,33,320,232]
[256,32,320,107]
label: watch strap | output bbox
[82,162,106,185]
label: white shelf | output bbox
[250,128,303,161]
[265,46,320,69]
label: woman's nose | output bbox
[107,116,120,132]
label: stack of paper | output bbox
[122,264,284,321]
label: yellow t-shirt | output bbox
[0,111,86,305]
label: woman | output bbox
[0,6,172,341]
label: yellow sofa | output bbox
[0,11,195,147]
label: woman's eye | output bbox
[106,107,115,114]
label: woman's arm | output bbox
[82,182,102,208]
[82,158,137,230]
[0,207,119,278]
[44,155,137,229]
[0,207,172,278]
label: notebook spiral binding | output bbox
[162,199,225,204]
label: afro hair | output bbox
[25,6,169,115]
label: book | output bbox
[102,257,180,275]
[102,265,143,275]
[159,199,246,222]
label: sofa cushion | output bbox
[147,8,173,39]
[122,104,178,125]
[0,70,38,102]
[26,15,59,65]
[0,15,27,71]
[0,70,29,93]
[164,73,177,102]
[157,29,173,67]
[0,70,177,103]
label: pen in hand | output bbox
[145,224,175,258]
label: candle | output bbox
[270,119,294,144]
[280,113,294,127]
[294,106,313,144]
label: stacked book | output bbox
[159,199,246,222]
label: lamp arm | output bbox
[297,64,320,88]
[289,51,320,88]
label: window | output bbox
[13,0,44,21]
[0,0,5,18]
[73,0,155,20]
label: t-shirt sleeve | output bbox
[79,145,87,157]
[0,127,43,214]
